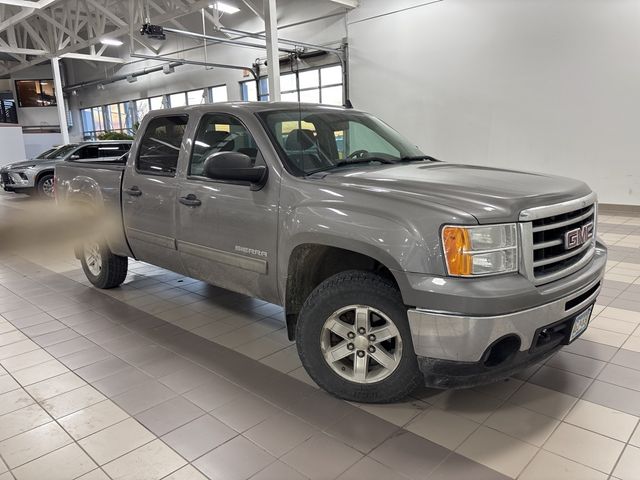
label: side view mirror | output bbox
[203,151,268,190]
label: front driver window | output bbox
[189,113,261,177]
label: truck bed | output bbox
[54,161,132,258]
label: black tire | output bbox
[80,241,128,289]
[296,270,423,403]
[36,173,55,199]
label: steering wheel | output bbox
[348,149,370,159]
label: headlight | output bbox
[442,223,518,276]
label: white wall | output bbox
[0,125,27,165]
[23,133,64,159]
[348,0,640,205]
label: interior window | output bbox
[137,116,188,176]
[76,146,99,159]
[189,113,261,177]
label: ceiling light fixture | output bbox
[209,2,240,14]
[101,38,123,46]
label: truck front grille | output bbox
[0,172,13,185]
[520,194,597,286]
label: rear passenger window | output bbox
[137,116,188,176]
[189,113,261,177]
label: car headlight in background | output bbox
[442,223,518,276]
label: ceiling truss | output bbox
[0,0,216,75]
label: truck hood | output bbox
[316,162,592,223]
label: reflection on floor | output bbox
[1,191,640,480]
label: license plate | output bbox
[569,306,593,342]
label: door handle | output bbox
[179,194,202,207]
[124,186,142,197]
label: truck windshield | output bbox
[257,108,428,176]
[46,144,78,159]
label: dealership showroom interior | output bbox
[1,0,640,479]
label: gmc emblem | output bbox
[564,222,594,250]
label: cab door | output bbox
[121,114,189,274]
[176,112,280,303]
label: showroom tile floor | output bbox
[1,192,640,479]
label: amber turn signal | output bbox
[442,226,472,275]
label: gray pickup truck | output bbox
[1,141,132,197]
[55,102,607,403]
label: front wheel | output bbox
[36,174,55,198]
[80,240,128,289]
[296,270,423,403]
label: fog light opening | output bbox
[483,335,521,367]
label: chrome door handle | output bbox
[179,194,201,207]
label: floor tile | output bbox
[183,377,245,412]
[0,421,72,469]
[194,435,275,480]
[135,396,204,436]
[162,414,237,461]
[111,381,176,415]
[429,452,511,480]
[11,443,96,480]
[12,359,68,386]
[79,418,155,465]
[613,445,640,480]
[0,340,40,362]
[41,384,106,419]
[583,380,640,416]
[543,422,625,473]
[564,399,639,441]
[76,469,111,480]
[581,327,629,347]
[91,367,153,397]
[0,349,53,373]
[405,407,478,450]
[281,434,363,480]
[25,371,85,402]
[598,363,640,391]
[484,402,559,447]
[211,393,280,433]
[369,430,449,480]
[250,460,308,480]
[519,450,607,480]
[162,465,209,480]
[58,400,129,439]
[0,404,51,441]
[509,382,578,419]
[631,424,640,447]
[0,389,34,416]
[427,388,504,423]
[245,411,316,458]
[456,426,538,478]
[356,399,427,427]
[0,375,19,395]
[103,439,186,480]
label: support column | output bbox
[51,57,69,144]
[264,0,280,101]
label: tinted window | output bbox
[98,144,131,158]
[137,116,188,176]
[189,113,261,177]
[76,146,99,159]
[48,144,78,159]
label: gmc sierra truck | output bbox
[55,102,607,403]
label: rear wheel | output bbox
[80,240,128,289]
[296,270,422,403]
[36,174,54,198]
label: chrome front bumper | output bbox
[407,264,604,363]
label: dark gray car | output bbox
[55,103,607,403]
[1,141,132,197]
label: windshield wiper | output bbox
[395,155,441,163]
[307,157,396,175]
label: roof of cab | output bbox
[145,101,355,116]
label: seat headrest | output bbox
[285,129,316,151]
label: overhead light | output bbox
[101,38,123,46]
[209,2,240,14]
